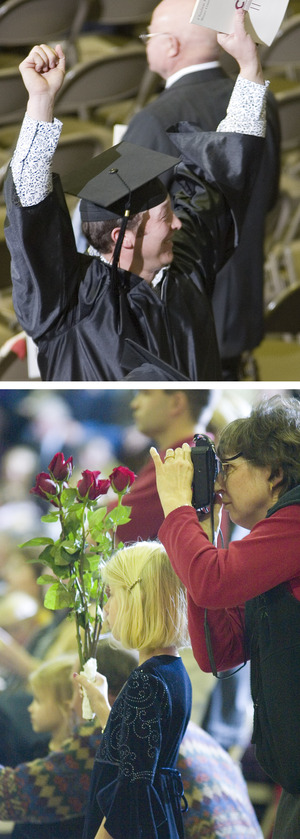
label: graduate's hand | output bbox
[19,43,66,121]
[73,670,111,729]
[150,442,194,518]
[217,9,264,85]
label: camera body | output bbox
[191,433,220,512]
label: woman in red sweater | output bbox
[151,394,300,839]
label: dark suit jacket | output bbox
[123,67,281,359]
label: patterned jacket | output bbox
[0,720,101,823]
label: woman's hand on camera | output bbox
[151,443,224,541]
[150,442,193,518]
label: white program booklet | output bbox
[190,0,291,46]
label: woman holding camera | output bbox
[151,394,300,839]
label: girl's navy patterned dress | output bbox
[83,655,192,839]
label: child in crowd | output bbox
[76,541,192,839]
[7,654,83,839]
[0,644,138,839]
[27,656,75,754]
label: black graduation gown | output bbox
[4,129,263,382]
[123,71,281,360]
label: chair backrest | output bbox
[285,0,300,15]
[283,239,300,286]
[52,133,103,178]
[260,14,300,78]
[54,48,148,119]
[0,332,34,381]
[0,67,28,125]
[0,0,89,63]
[265,282,300,334]
[275,85,300,149]
[89,0,156,26]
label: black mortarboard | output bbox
[62,141,180,221]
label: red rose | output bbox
[49,452,73,481]
[30,472,58,502]
[77,470,111,501]
[109,466,136,493]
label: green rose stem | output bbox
[22,455,136,705]
[56,483,89,671]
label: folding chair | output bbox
[0,0,89,67]
[275,85,300,151]
[53,47,151,135]
[88,0,157,27]
[0,67,28,126]
[260,14,300,81]
[265,282,300,335]
[54,48,148,121]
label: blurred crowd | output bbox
[0,386,296,660]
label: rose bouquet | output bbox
[22,452,135,716]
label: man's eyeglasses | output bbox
[139,32,170,44]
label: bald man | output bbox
[123,0,281,380]
[125,0,232,163]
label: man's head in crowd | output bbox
[143,0,219,79]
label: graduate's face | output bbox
[135,197,181,278]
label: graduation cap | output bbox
[62,142,179,219]
[62,142,180,295]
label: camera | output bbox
[191,433,220,512]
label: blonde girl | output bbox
[76,541,191,839]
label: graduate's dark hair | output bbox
[82,213,143,254]
[217,394,300,496]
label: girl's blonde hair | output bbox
[29,655,76,710]
[102,541,189,651]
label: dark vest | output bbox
[245,485,300,793]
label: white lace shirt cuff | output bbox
[217,75,269,137]
[11,112,62,206]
